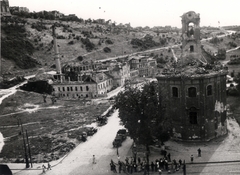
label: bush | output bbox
[77,56,83,61]
[57,35,65,39]
[68,40,74,45]
[103,47,111,53]
[80,38,95,51]
[105,39,114,44]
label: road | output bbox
[13,110,133,175]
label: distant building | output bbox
[0,0,11,17]
[51,10,64,18]
[130,69,139,79]
[96,18,105,24]
[9,6,29,13]
[108,63,130,87]
[129,56,157,77]
[19,7,29,12]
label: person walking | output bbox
[47,162,51,170]
[198,148,201,157]
[191,155,194,163]
[92,155,96,164]
[42,164,46,173]
[167,153,171,162]
[118,161,122,173]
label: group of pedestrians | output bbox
[110,156,150,174]
[109,155,184,174]
[42,162,51,173]
[110,147,202,174]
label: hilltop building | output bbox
[156,11,228,141]
[0,0,11,17]
[9,6,29,13]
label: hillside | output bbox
[1,15,240,79]
[1,15,174,77]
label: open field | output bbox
[0,90,112,163]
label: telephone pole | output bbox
[18,118,29,168]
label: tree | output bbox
[114,82,170,149]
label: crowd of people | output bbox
[109,147,202,174]
[110,154,186,174]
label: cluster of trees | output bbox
[114,82,171,149]
[103,47,111,53]
[31,22,48,31]
[130,34,166,51]
[80,38,95,52]
[10,10,84,23]
[228,41,237,48]
[209,37,223,45]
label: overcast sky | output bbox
[9,0,240,28]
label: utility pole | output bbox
[18,118,29,168]
[26,130,33,168]
[183,160,186,175]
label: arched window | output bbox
[188,87,197,97]
[172,87,179,97]
[206,85,212,96]
[189,107,198,124]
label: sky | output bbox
[9,0,240,28]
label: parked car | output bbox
[96,116,107,126]
[117,129,127,140]
[86,127,97,136]
[81,132,87,142]
[112,136,123,148]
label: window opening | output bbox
[172,87,179,97]
[188,87,197,97]
[189,107,198,124]
[190,45,194,52]
[207,85,212,96]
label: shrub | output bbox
[103,47,111,53]
[77,56,83,61]
[68,40,74,45]
[105,39,114,44]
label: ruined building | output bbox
[0,0,11,17]
[156,11,228,141]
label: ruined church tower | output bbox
[181,11,201,65]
